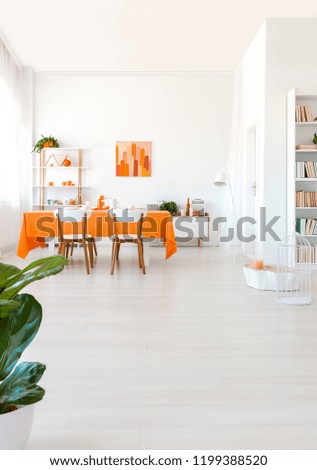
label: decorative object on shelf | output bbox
[116,141,151,177]
[97,195,105,209]
[61,156,72,167]
[31,135,59,153]
[0,255,67,449]
[276,232,312,305]
[313,133,317,145]
[159,201,178,216]
[48,182,54,186]
[191,198,205,216]
[146,204,159,211]
[185,198,190,216]
[44,155,60,167]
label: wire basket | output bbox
[276,232,312,306]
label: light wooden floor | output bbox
[6,246,317,449]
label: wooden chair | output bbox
[109,209,146,275]
[55,208,96,274]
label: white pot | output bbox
[0,405,34,449]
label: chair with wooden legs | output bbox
[55,208,96,274]
[109,209,146,275]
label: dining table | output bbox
[17,209,177,265]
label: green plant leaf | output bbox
[159,201,178,215]
[31,134,59,153]
[0,299,22,319]
[0,264,21,291]
[0,294,42,381]
[0,362,45,414]
[0,255,68,300]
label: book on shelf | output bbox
[295,161,317,178]
[296,191,317,207]
[296,218,317,235]
[295,104,314,122]
[296,245,317,263]
[296,245,317,264]
[295,144,317,150]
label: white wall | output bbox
[33,73,233,217]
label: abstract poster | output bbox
[116,141,151,177]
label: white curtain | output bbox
[0,37,22,256]
[221,63,244,252]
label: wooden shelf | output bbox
[296,150,317,153]
[32,185,89,188]
[34,147,87,151]
[33,148,86,210]
[32,166,88,169]
[296,207,317,210]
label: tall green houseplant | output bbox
[0,255,67,414]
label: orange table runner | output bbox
[17,210,177,260]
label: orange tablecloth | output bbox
[17,210,177,260]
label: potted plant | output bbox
[159,201,178,216]
[0,255,67,449]
[31,135,59,153]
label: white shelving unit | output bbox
[287,89,317,265]
[32,148,90,210]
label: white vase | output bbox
[0,405,34,449]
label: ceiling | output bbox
[1,0,317,72]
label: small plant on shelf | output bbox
[31,135,59,153]
[159,201,178,216]
[313,133,317,145]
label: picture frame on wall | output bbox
[116,141,151,177]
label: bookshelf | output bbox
[32,148,90,210]
[288,89,317,265]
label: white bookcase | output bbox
[287,89,317,264]
[32,148,90,210]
